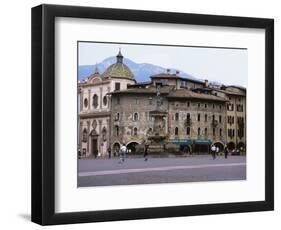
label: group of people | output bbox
[112,144,149,164]
[106,143,229,162]
[210,145,229,159]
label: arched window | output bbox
[197,113,200,121]
[175,127,179,136]
[133,127,138,136]
[93,94,98,108]
[186,127,190,135]
[198,127,201,136]
[175,113,179,121]
[102,127,107,141]
[83,98,88,108]
[115,113,120,121]
[219,115,222,123]
[205,128,208,136]
[103,96,107,106]
[186,113,190,120]
[133,112,139,121]
[82,128,87,142]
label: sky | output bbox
[78,42,247,87]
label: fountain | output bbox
[146,86,168,153]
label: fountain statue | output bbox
[147,85,168,153]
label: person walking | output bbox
[211,145,216,160]
[216,146,219,158]
[119,144,127,163]
[224,145,228,159]
[107,147,111,159]
[144,144,149,161]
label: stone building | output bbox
[78,50,135,157]
[110,72,228,154]
[211,86,246,152]
[78,50,246,157]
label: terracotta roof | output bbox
[150,73,205,84]
[167,89,227,102]
[110,85,173,95]
[213,88,246,96]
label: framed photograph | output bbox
[31,4,274,225]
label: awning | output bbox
[194,140,211,145]
[170,139,193,145]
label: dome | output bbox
[102,50,135,81]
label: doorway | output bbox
[91,138,98,158]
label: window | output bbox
[187,113,190,120]
[212,115,215,121]
[205,103,207,108]
[220,128,222,136]
[213,128,216,136]
[92,94,98,108]
[175,127,179,136]
[219,115,222,123]
[149,97,153,105]
[198,103,200,108]
[213,103,215,109]
[186,127,190,135]
[103,96,107,106]
[133,113,139,121]
[198,113,200,121]
[187,101,190,107]
[175,113,179,121]
[205,114,207,122]
[115,82,120,91]
[205,128,208,136]
[135,98,139,105]
[102,127,107,141]
[133,127,138,136]
[82,129,87,142]
[115,113,120,121]
[198,127,201,136]
[83,98,88,108]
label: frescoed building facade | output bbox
[78,50,246,157]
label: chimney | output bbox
[204,79,209,87]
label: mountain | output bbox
[78,56,202,83]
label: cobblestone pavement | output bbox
[78,155,246,187]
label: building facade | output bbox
[78,51,246,157]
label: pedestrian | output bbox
[224,145,228,159]
[108,147,111,159]
[144,144,149,161]
[211,145,216,160]
[216,146,219,157]
[119,144,127,163]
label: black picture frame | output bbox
[31,4,274,225]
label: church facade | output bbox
[78,50,246,157]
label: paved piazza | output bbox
[78,155,246,187]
